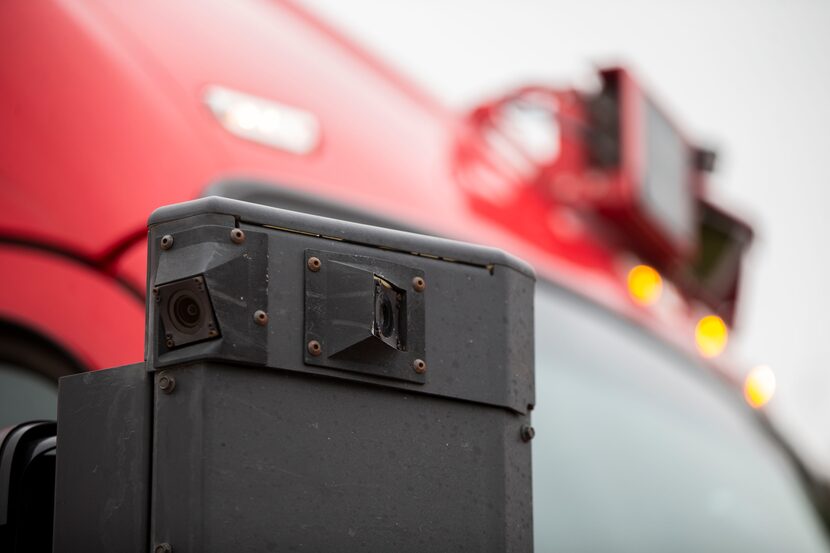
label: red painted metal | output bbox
[0,247,145,370]
[0,0,728,371]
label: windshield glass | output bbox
[533,283,828,551]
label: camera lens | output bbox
[169,291,203,333]
[377,294,395,338]
[371,276,405,351]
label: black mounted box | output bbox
[55,197,535,552]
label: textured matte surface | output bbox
[147,213,534,414]
[52,364,151,553]
[151,363,532,552]
[149,221,269,369]
[303,248,427,384]
[149,196,535,278]
[143,198,535,551]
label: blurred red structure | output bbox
[7,2,830,551]
[0,0,743,373]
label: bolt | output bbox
[254,310,268,326]
[413,358,426,374]
[153,288,160,302]
[307,256,322,272]
[165,337,175,349]
[412,276,426,292]
[520,425,535,442]
[158,373,176,394]
[160,235,174,250]
[307,340,322,356]
[154,544,172,553]
[230,228,246,244]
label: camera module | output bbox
[372,276,405,350]
[155,275,220,349]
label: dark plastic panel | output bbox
[52,199,535,551]
[52,364,151,553]
[149,196,534,279]
[150,363,533,552]
[147,204,534,414]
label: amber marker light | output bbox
[695,315,728,358]
[744,365,776,409]
[627,264,663,306]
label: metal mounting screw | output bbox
[307,340,322,356]
[254,310,268,326]
[230,228,246,244]
[158,373,176,394]
[160,235,174,250]
[520,425,535,442]
[307,256,322,272]
[154,544,172,553]
[413,358,427,374]
[412,276,426,292]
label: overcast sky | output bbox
[301,0,830,471]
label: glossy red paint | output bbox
[0,247,145,370]
[0,0,726,372]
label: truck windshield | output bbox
[533,282,829,551]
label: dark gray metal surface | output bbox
[150,221,269,369]
[147,207,534,415]
[148,196,535,279]
[52,363,151,553]
[151,363,532,552]
[303,248,427,384]
[48,198,537,551]
[141,198,536,551]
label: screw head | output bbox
[254,310,268,326]
[160,235,174,250]
[158,373,176,394]
[413,358,427,374]
[307,256,322,272]
[307,340,322,356]
[412,276,426,292]
[520,425,535,442]
[230,228,246,244]
[155,544,172,553]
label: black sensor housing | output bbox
[154,275,219,349]
[53,197,536,553]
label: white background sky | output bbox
[301,0,830,471]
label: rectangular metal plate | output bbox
[150,363,532,552]
[304,249,426,384]
[53,364,151,553]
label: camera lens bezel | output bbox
[168,290,204,334]
[155,275,220,350]
[372,276,405,351]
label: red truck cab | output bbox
[0,0,827,550]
